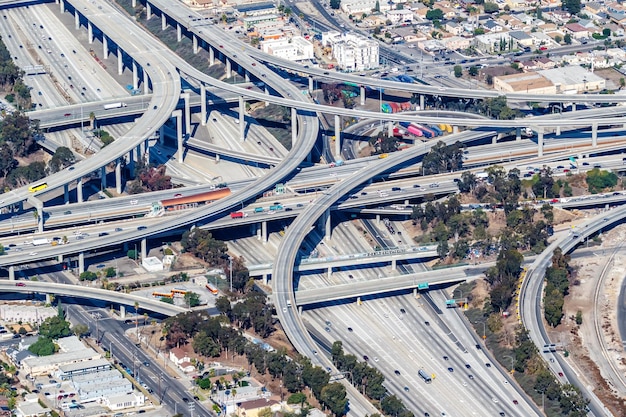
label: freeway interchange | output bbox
[3,0,626,416]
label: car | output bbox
[64,113,71,117]
[424,321,430,326]
[404,386,409,392]
[465,364,471,369]
[475,344,481,349]
[468,374,474,379]
[130,200,138,205]
[400,308,406,314]
[324,327,331,332]
[363,355,369,361]
[285,207,293,211]
[174,193,183,198]
[137,226,147,231]
[582,162,590,166]
[115,228,123,232]
[374,357,379,362]
[153,105,158,109]
[499,413,505,417]
[296,203,303,208]
[219,45,223,48]
[513,400,518,405]
[29,252,37,256]
[98,232,109,237]
[15,282,26,287]
[261,74,266,77]
[485,363,492,367]
[443,355,449,360]
[556,165,564,169]
[252,62,256,66]
[64,210,72,215]
[558,372,564,377]
[67,166,75,171]
[394,370,400,375]
[447,367,453,372]
[492,398,499,403]
[347,327,353,332]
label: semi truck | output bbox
[230,211,248,219]
[103,102,128,110]
[32,238,50,246]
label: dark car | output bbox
[394,370,401,375]
[137,226,147,231]
[447,367,453,372]
[465,364,471,369]
[363,355,369,361]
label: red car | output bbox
[64,113,71,117]
[558,372,564,377]
[15,282,25,287]
[513,400,518,405]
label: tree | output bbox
[483,1,499,12]
[72,324,90,338]
[320,383,348,416]
[127,249,138,260]
[79,271,98,281]
[215,296,231,316]
[181,229,227,264]
[184,291,201,308]
[425,8,443,20]
[454,65,463,78]
[39,316,71,339]
[563,0,581,14]
[564,33,572,44]
[0,143,17,177]
[575,310,583,325]
[288,392,307,405]
[49,146,75,173]
[104,267,116,278]
[457,171,477,193]
[29,337,56,356]
[302,365,330,398]
[381,395,406,417]
[468,65,479,76]
[193,330,221,357]
[330,0,341,9]
[586,168,618,193]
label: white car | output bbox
[130,200,138,205]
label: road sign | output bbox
[417,282,429,290]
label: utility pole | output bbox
[229,256,233,292]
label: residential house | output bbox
[508,30,534,48]
[504,0,530,11]
[236,398,280,417]
[483,20,505,32]
[605,22,625,36]
[545,10,571,24]
[473,32,513,54]
[442,36,471,50]
[564,23,590,39]
[512,13,534,26]
[585,2,605,16]
[386,9,415,24]
[169,348,195,373]
[445,21,463,35]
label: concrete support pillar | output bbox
[261,221,267,243]
[290,108,298,147]
[141,238,147,259]
[209,48,214,66]
[177,23,182,42]
[388,122,393,138]
[77,179,83,203]
[239,96,246,141]
[193,35,198,54]
[571,103,576,112]
[182,92,191,135]
[516,127,521,141]
[159,126,165,145]
[131,0,136,7]
[115,160,122,194]
[215,154,220,163]
[57,254,63,263]
[120,305,126,319]
[262,274,268,285]
[8,266,14,281]
[226,59,232,79]
[74,10,79,29]
[132,62,139,90]
[592,122,598,147]
[453,125,459,134]
[324,209,331,241]
[360,86,365,106]
[420,95,425,110]
[556,125,561,136]
[46,294,52,304]
[101,166,107,189]
[60,0,64,14]
[88,22,93,44]
[334,115,341,148]
[64,184,69,204]
[245,71,250,82]
[161,13,166,30]
[376,214,380,224]
[538,127,544,157]
[334,129,341,157]
[103,36,108,59]
[173,110,184,164]
[327,266,332,278]
[117,49,123,75]
[492,135,497,145]
[78,252,85,274]
[200,84,207,126]
[413,288,417,297]
[308,76,314,93]
[356,297,361,305]
[143,70,149,94]
[37,206,43,233]
[146,2,151,19]
[391,259,397,270]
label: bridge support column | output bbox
[261,221,267,243]
[356,297,361,305]
[177,23,182,42]
[146,2,151,19]
[117,49,123,75]
[308,76,314,93]
[115,160,122,194]
[334,115,341,151]
[226,59,232,79]
[173,110,184,164]
[360,86,365,106]
[78,252,85,274]
[376,214,380,224]
[244,70,250,82]
[209,48,214,66]
[37,206,44,233]
[88,22,93,44]
[262,274,268,285]
[161,13,166,30]
[592,122,598,147]
[200,84,207,126]
[571,103,576,112]
[453,125,458,134]
[141,238,147,260]
[391,259,397,270]
[74,10,79,30]
[77,179,83,203]
[120,305,126,319]
[388,122,393,138]
[264,86,269,107]
[131,0,136,7]
[64,184,69,204]
[291,107,297,147]
[420,94,425,110]
[327,266,332,278]
[555,125,561,136]
[182,92,191,135]
[143,70,149,94]
[8,266,14,281]
[159,126,165,145]
[239,96,245,141]
[101,166,107,189]
[298,306,303,314]
[132,62,139,90]
[492,135,497,145]
[413,288,417,297]
[537,127,544,157]
[515,127,521,141]
[334,129,341,157]
[103,36,108,59]
[325,208,331,241]
[46,294,52,305]
[57,254,63,263]
[192,35,198,54]
[60,0,64,14]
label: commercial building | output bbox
[21,336,100,376]
[56,358,112,380]
[340,0,391,14]
[142,256,163,272]
[15,394,50,417]
[260,36,314,61]
[0,304,56,325]
[493,65,605,94]
[103,392,145,411]
[321,31,379,71]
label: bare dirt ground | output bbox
[551,225,626,416]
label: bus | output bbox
[206,284,219,295]
[171,288,187,296]
[418,369,432,383]
[152,292,172,298]
[28,182,48,193]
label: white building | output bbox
[386,9,415,24]
[0,304,56,325]
[260,36,315,61]
[321,31,379,71]
[15,394,50,417]
[104,392,145,411]
[340,0,391,14]
[142,256,163,272]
